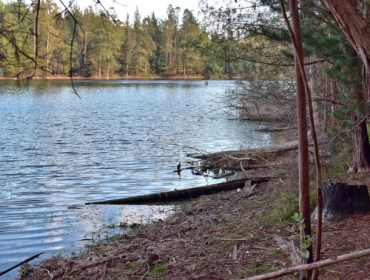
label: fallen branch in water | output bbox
[242,248,370,280]
[0,252,44,276]
[188,140,299,160]
[86,177,271,205]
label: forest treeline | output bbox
[0,1,258,79]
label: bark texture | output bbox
[350,118,370,173]
[320,0,370,72]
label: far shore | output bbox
[0,74,219,81]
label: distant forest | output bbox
[0,1,263,79]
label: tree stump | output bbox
[311,182,370,222]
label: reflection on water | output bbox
[0,80,271,279]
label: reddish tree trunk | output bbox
[289,1,313,278]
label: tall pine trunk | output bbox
[331,79,338,127]
[323,72,329,133]
[350,118,370,173]
[310,55,319,127]
[98,50,101,78]
[82,30,87,77]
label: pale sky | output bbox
[74,0,200,21]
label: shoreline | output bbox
[14,129,370,279]
[0,75,216,81]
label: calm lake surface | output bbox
[0,80,272,279]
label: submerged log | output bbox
[312,182,370,222]
[86,177,269,205]
[255,126,296,133]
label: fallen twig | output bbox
[242,248,370,280]
[35,267,54,279]
[140,264,150,280]
[0,252,44,276]
[161,227,194,240]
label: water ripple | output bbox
[0,80,272,279]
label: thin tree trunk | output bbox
[33,7,36,57]
[310,55,319,127]
[331,79,338,127]
[106,48,110,78]
[323,71,329,133]
[280,1,314,278]
[46,33,49,78]
[169,50,172,71]
[98,49,101,78]
[82,30,87,76]
[45,2,50,79]
[84,31,87,60]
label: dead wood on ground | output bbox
[86,177,270,205]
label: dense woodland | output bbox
[0,1,267,78]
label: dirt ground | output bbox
[17,130,370,280]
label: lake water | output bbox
[0,80,272,279]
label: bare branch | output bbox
[242,248,370,280]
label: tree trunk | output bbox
[311,183,370,222]
[46,33,49,79]
[323,71,329,133]
[288,0,313,277]
[45,6,49,79]
[320,0,370,72]
[331,79,337,127]
[169,50,172,71]
[82,30,87,76]
[349,118,370,173]
[98,49,101,78]
[310,55,319,127]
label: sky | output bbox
[74,0,200,21]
